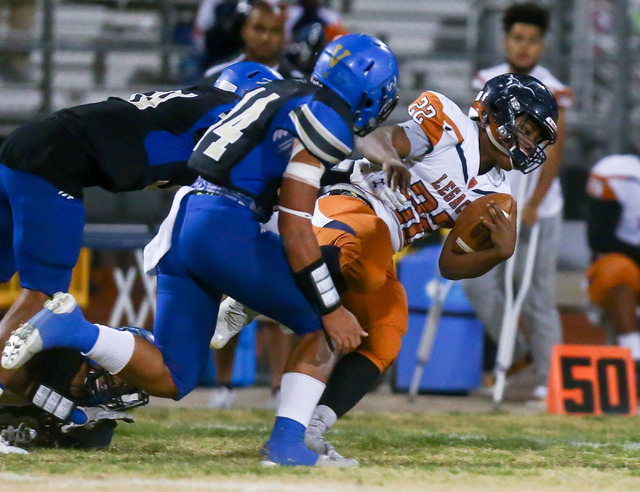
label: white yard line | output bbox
[0,473,365,492]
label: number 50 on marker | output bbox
[547,345,637,416]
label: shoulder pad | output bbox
[288,99,353,165]
[407,91,463,147]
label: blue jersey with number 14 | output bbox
[188,79,355,218]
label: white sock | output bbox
[83,325,135,374]
[618,332,640,360]
[276,372,326,428]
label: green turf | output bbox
[2,408,640,490]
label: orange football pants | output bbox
[586,253,640,306]
[314,195,408,372]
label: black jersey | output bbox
[189,79,354,218]
[0,86,238,198]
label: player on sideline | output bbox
[585,155,640,393]
[3,34,401,467]
[214,73,560,460]
[0,62,283,401]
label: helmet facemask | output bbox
[80,361,149,412]
[352,83,399,137]
[487,113,555,174]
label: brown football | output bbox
[450,193,515,254]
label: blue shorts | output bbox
[0,164,85,295]
[153,192,323,398]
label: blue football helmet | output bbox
[471,73,559,174]
[214,61,284,96]
[311,33,399,137]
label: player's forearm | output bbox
[279,214,323,271]
[356,125,409,165]
[278,174,322,272]
[357,126,396,164]
[439,229,514,280]
[439,247,508,280]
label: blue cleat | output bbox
[1,292,98,370]
[260,417,358,467]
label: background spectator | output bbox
[201,0,303,83]
[284,0,348,45]
[0,0,37,83]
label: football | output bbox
[450,193,515,254]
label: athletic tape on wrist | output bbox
[293,258,342,315]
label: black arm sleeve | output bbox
[587,198,640,265]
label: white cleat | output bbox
[260,452,359,467]
[2,322,43,370]
[259,449,359,468]
[316,452,359,467]
[305,432,359,466]
[1,292,77,370]
[43,292,78,314]
[211,297,258,349]
[207,386,237,409]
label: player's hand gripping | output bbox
[322,306,367,353]
[481,198,518,260]
[382,158,411,193]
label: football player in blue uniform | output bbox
[0,62,283,400]
[3,34,401,466]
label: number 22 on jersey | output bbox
[408,95,437,124]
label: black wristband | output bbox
[293,258,342,315]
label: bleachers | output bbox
[340,0,475,122]
[0,0,480,128]
[0,1,171,123]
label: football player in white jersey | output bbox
[214,73,559,462]
[586,155,640,393]
[463,2,572,399]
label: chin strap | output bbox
[486,128,515,170]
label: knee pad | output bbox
[587,253,640,306]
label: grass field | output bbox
[2,406,640,491]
